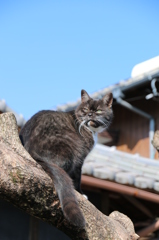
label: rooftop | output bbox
[57,56,159,112]
[82,143,159,193]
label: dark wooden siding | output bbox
[109,98,159,158]
[0,199,70,240]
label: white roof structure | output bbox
[82,144,159,192]
[131,56,159,78]
[57,56,159,112]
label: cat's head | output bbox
[75,89,113,134]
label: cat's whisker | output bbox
[71,113,77,117]
[75,117,83,123]
[79,120,96,136]
[77,116,84,120]
[72,113,83,120]
[79,120,86,135]
[74,119,79,123]
[74,116,85,127]
[96,119,109,129]
[75,119,80,126]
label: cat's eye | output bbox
[96,110,102,114]
[83,107,89,112]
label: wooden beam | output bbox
[101,190,109,215]
[28,216,39,240]
[123,195,154,218]
[82,175,159,203]
[137,219,159,237]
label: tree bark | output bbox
[0,112,139,240]
[152,130,159,157]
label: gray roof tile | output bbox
[83,144,159,192]
[57,68,159,111]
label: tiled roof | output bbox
[82,144,159,192]
[0,99,26,127]
[57,67,159,112]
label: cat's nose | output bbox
[88,112,92,116]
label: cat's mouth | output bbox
[79,119,107,134]
[86,120,101,128]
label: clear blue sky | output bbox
[0,0,159,120]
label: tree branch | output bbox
[152,130,159,157]
[0,112,139,240]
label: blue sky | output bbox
[0,0,159,120]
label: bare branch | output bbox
[0,113,139,240]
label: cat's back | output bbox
[20,110,76,143]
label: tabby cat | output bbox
[19,90,113,228]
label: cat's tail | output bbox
[38,160,86,228]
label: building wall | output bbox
[0,199,70,240]
[109,98,159,159]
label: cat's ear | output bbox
[102,92,113,108]
[81,90,91,103]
